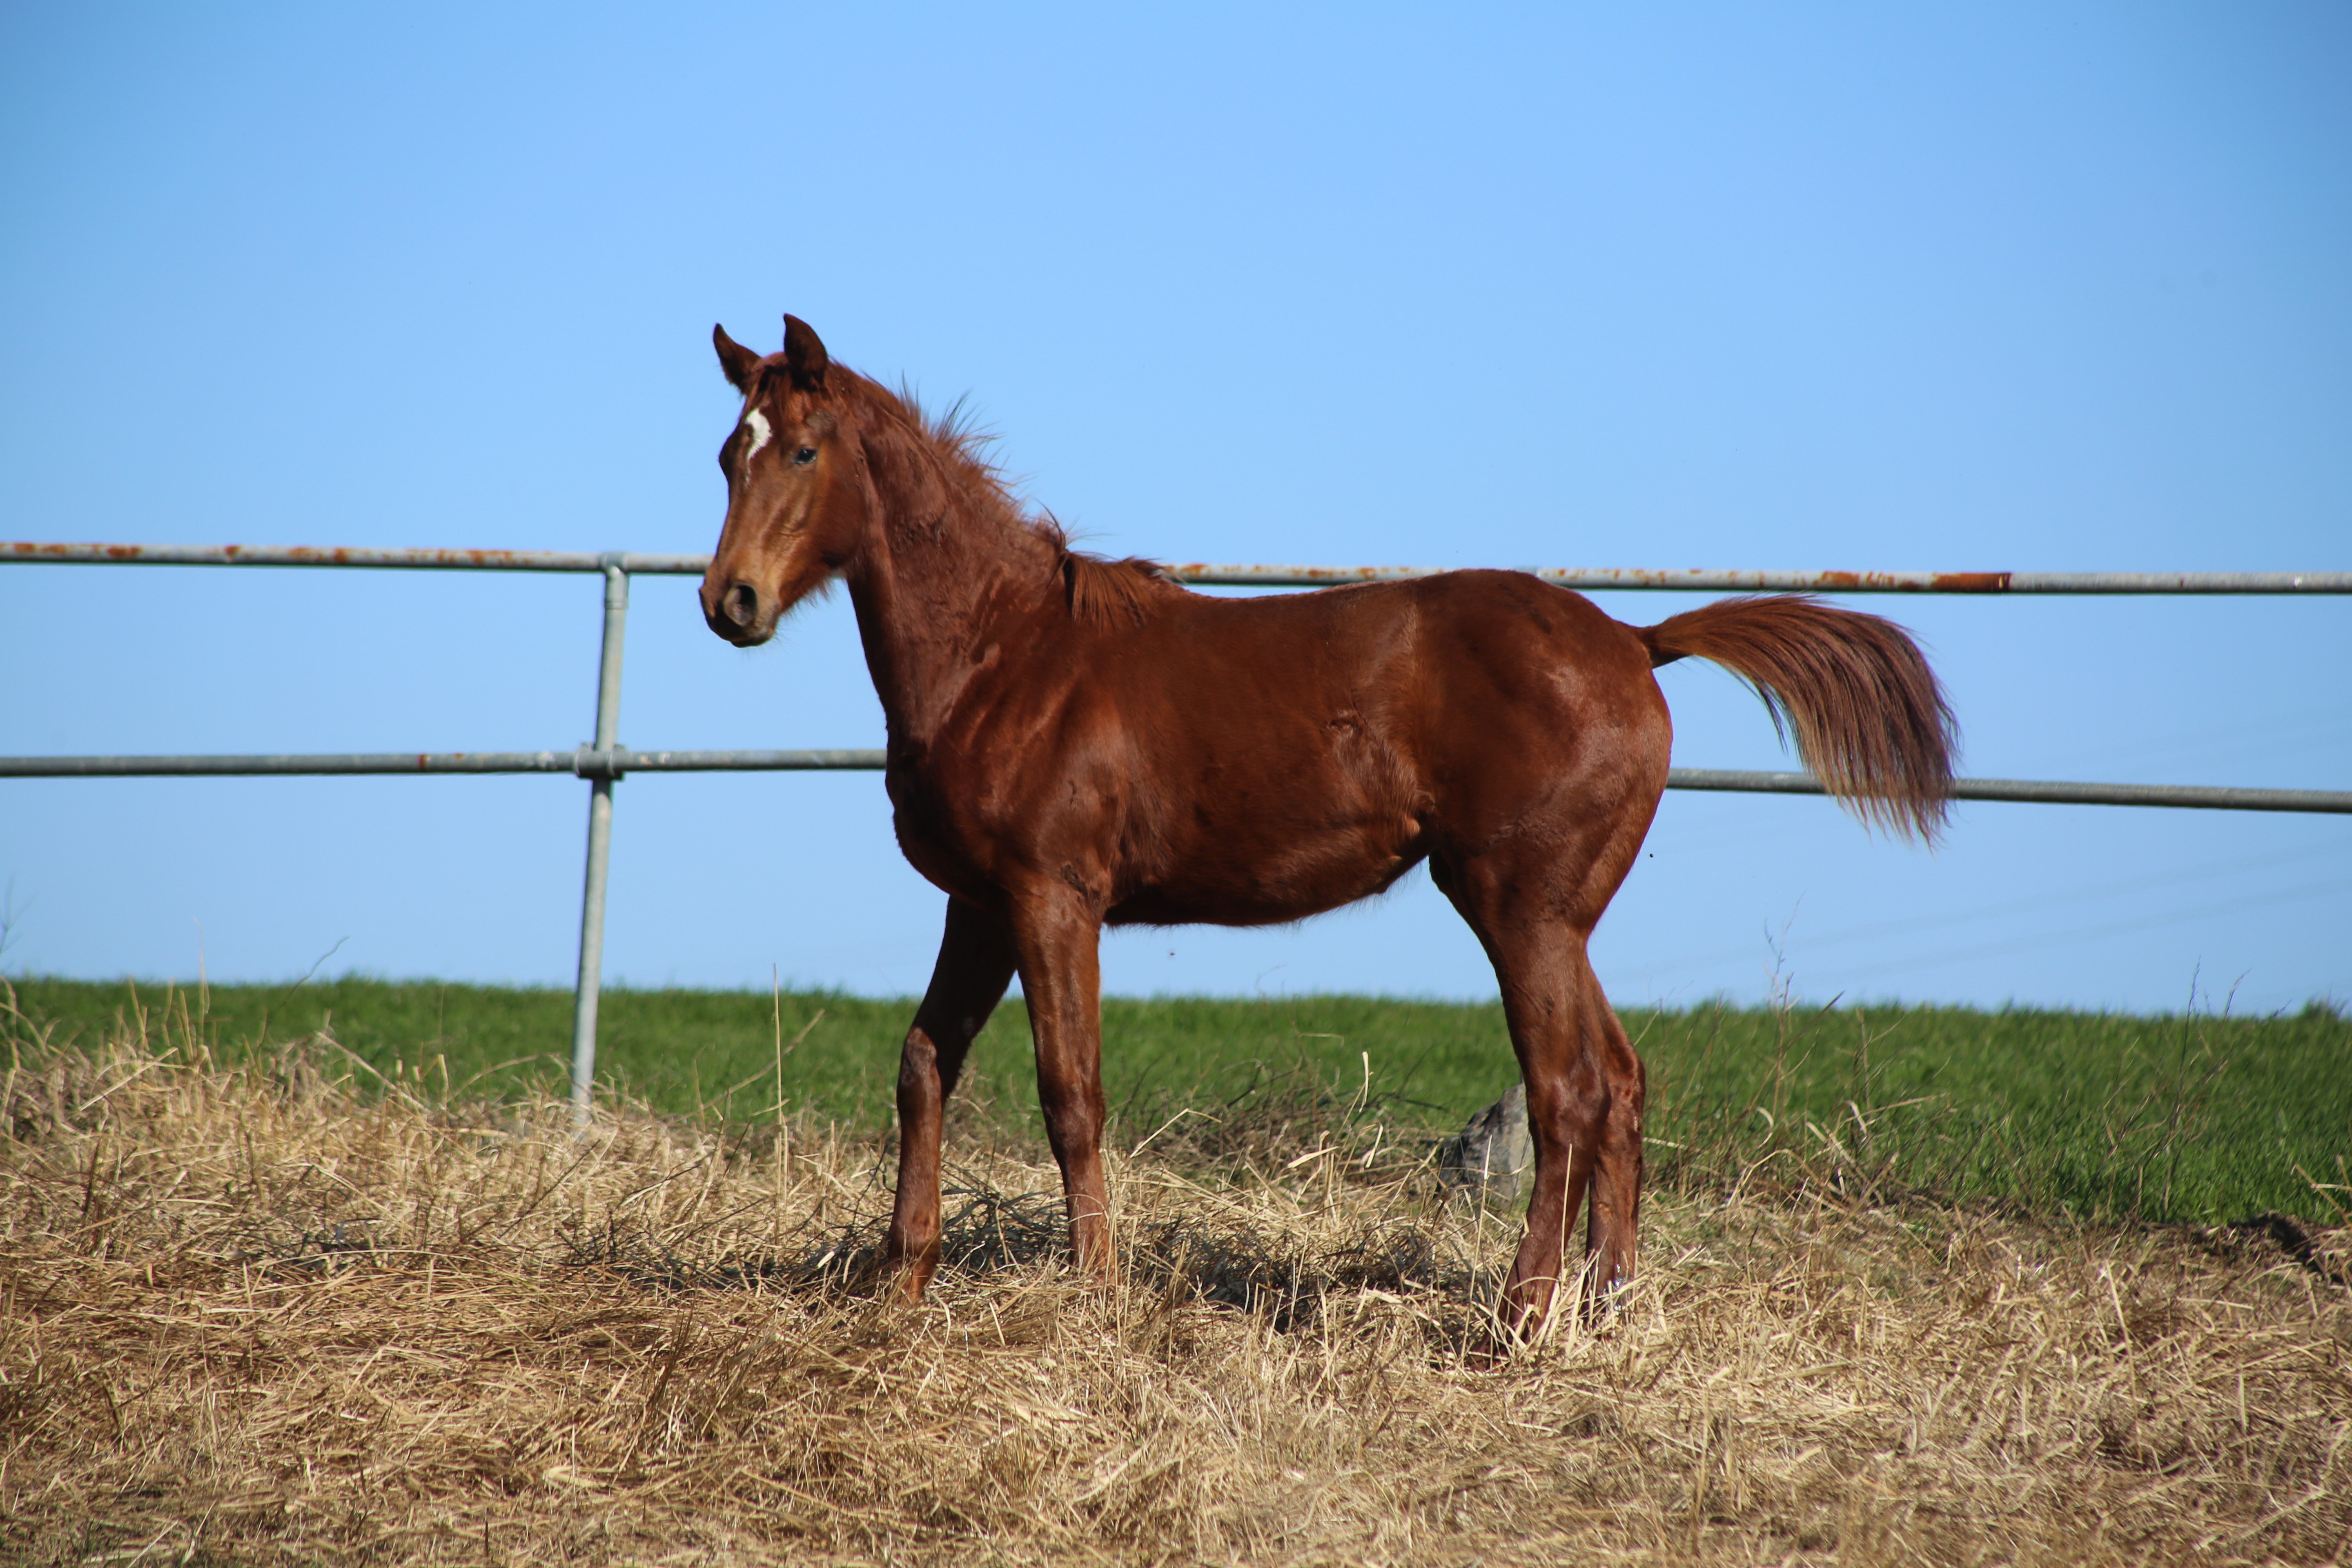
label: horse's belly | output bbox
[1108,825,1426,928]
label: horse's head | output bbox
[700,314,864,647]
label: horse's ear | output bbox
[782,314,829,391]
[714,324,762,393]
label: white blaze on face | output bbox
[741,407,773,470]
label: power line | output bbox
[1623,836,2351,979]
[1820,875,2350,988]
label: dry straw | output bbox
[1,991,2345,1565]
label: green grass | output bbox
[6,974,2346,1227]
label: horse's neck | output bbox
[845,417,1056,744]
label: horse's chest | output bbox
[886,745,1089,899]
[889,805,993,904]
[884,757,996,901]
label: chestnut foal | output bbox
[701,315,1953,1339]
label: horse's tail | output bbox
[1637,595,1957,842]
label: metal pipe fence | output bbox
[10,539,2352,593]
[6,539,2346,1118]
[9,751,2348,814]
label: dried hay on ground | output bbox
[1,1023,2346,1566]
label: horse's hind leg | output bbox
[1437,864,1646,1340]
[1498,940,1642,1335]
[1577,972,1644,1302]
[886,897,1018,1299]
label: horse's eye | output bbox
[793,447,818,466]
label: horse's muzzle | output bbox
[705,580,773,646]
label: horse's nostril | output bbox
[722,582,760,628]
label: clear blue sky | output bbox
[3,3,2345,1013]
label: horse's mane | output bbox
[857,374,1187,630]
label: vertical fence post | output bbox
[569,555,630,1123]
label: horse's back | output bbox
[1079,571,1668,924]
[1134,569,1665,769]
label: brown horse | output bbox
[701,315,1954,1338]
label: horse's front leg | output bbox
[886,897,1018,1300]
[1008,887,1115,1281]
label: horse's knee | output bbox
[898,1027,940,1084]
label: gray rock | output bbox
[1437,1082,1534,1202]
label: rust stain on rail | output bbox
[5,541,136,560]
[1162,563,1422,581]
[1160,562,2026,592]
[1806,570,2014,592]
[1183,563,1374,581]
[6,541,588,568]
[216,545,566,568]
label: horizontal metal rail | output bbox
[1168,565,2352,594]
[4,750,2345,813]
[2,541,714,575]
[0,749,891,779]
[1665,769,2352,815]
[6,540,2347,593]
